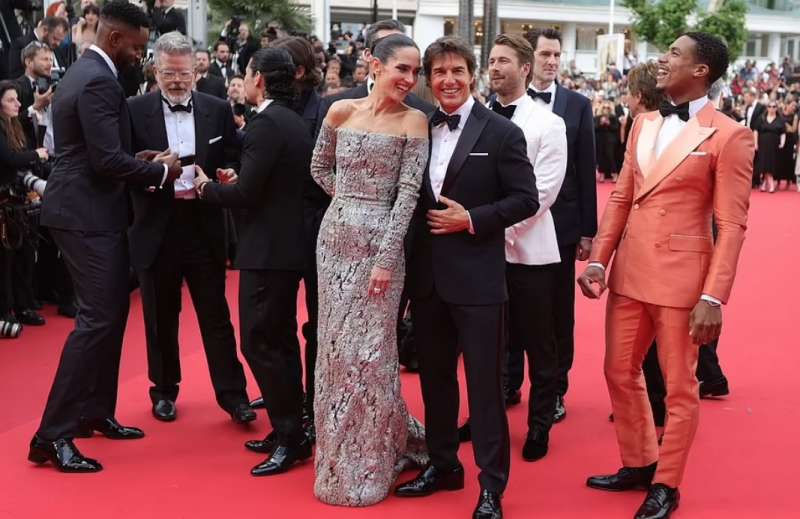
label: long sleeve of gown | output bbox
[310,123,337,196]
[374,136,427,272]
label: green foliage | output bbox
[624,0,748,60]
[208,0,312,36]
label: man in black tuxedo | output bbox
[396,37,539,519]
[151,0,186,36]
[8,16,69,80]
[195,47,311,477]
[523,28,598,422]
[15,42,54,151]
[127,32,254,425]
[194,49,227,99]
[0,0,33,79]
[30,1,181,473]
[208,40,236,85]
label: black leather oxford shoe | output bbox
[76,417,144,440]
[250,439,312,477]
[152,399,177,422]
[249,396,265,409]
[634,484,679,519]
[395,464,465,497]
[473,489,502,519]
[17,309,45,326]
[28,436,102,473]
[522,428,549,462]
[587,463,657,491]
[228,403,257,424]
[245,431,276,454]
[700,377,729,398]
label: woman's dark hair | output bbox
[83,3,100,18]
[271,36,322,89]
[423,36,476,82]
[372,33,418,64]
[249,48,296,103]
[0,81,27,151]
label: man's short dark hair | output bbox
[195,49,210,59]
[213,40,229,52]
[684,31,730,86]
[525,27,562,51]
[365,19,405,52]
[423,36,476,81]
[230,73,244,82]
[42,15,69,33]
[100,0,150,30]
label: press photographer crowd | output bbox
[0,0,796,345]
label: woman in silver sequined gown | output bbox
[309,34,429,507]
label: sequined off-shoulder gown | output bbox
[310,124,429,506]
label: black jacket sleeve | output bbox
[576,96,598,238]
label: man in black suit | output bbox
[152,0,186,36]
[208,40,235,85]
[127,32,254,425]
[523,28,598,422]
[0,0,33,79]
[396,37,539,519]
[8,16,69,80]
[29,1,181,473]
[195,47,311,477]
[15,42,54,151]
[194,49,227,99]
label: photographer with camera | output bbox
[8,16,69,80]
[0,80,48,336]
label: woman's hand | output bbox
[367,266,391,299]
[35,148,48,161]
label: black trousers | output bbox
[37,229,130,440]
[35,227,74,305]
[0,238,36,315]
[553,244,578,397]
[138,201,248,409]
[300,214,321,419]
[506,262,559,434]
[643,338,725,404]
[414,292,510,493]
[239,269,305,445]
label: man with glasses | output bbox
[127,31,255,425]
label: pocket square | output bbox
[689,151,707,156]
[469,152,488,156]
[208,136,222,144]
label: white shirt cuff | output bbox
[700,294,722,305]
[588,262,605,272]
[159,164,169,189]
[467,210,475,235]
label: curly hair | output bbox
[100,0,151,30]
[684,32,730,86]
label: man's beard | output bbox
[163,90,191,105]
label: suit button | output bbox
[633,204,640,210]
[659,209,666,216]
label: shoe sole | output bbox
[27,449,103,473]
[586,481,651,492]
[395,483,465,498]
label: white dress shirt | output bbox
[429,95,475,201]
[255,99,273,114]
[500,94,567,266]
[163,98,196,198]
[654,96,709,160]
[527,81,557,112]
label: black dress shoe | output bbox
[700,377,729,399]
[505,388,522,407]
[245,431,276,454]
[17,309,45,326]
[228,403,257,424]
[635,484,679,519]
[553,395,566,423]
[28,436,102,473]
[152,400,177,422]
[458,420,472,443]
[522,428,549,461]
[473,489,503,519]
[249,396,265,409]
[395,464,465,497]
[302,411,316,444]
[587,463,657,491]
[250,439,312,476]
[57,303,77,318]
[76,417,145,439]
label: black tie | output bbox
[491,101,516,120]
[431,110,461,131]
[659,101,690,122]
[164,97,192,113]
[527,88,552,104]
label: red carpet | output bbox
[0,184,796,518]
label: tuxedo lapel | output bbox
[192,93,211,169]
[636,103,717,201]
[553,84,568,118]
[423,112,436,203]
[440,102,488,197]
[145,93,169,152]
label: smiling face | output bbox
[656,35,708,100]
[430,52,473,113]
[488,44,529,100]
[372,45,421,103]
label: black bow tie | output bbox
[659,101,690,122]
[527,88,552,104]
[431,110,461,131]
[491,101,516,120]
[164,97,192,113]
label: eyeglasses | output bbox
[158,70,194,81]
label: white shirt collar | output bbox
[256,99,273,114]
[529,81,556,96]
[687,96,709,119]
[496,92,528,108]
[162,96,192,111]
[89,44,117,77]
